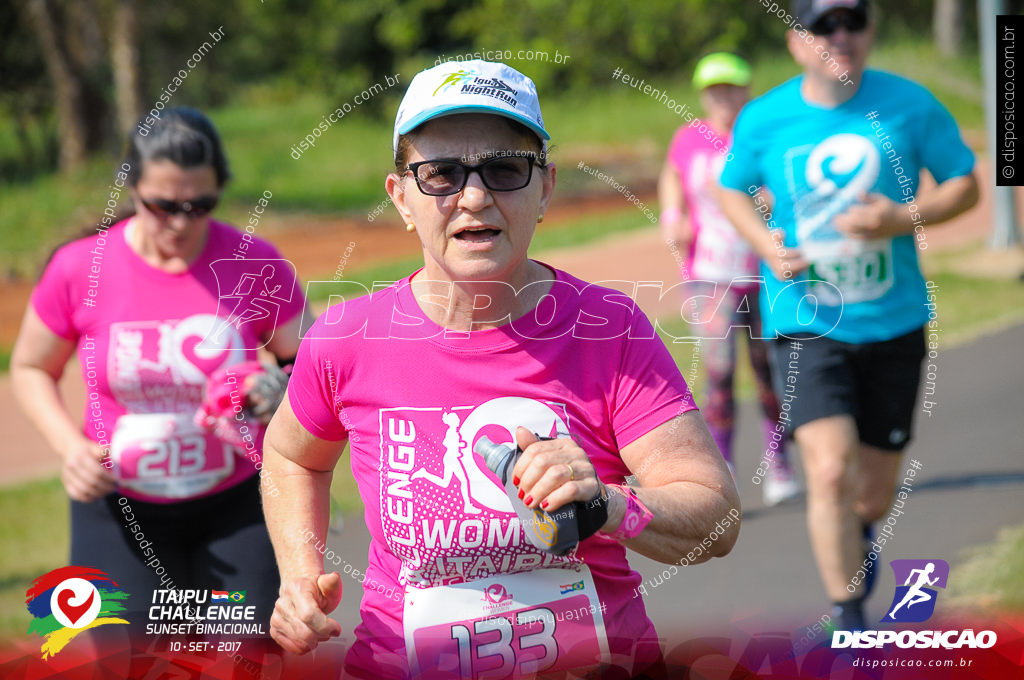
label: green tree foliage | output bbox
[0,2,55,180]
[1,0,985,178]
[454,0,769,91]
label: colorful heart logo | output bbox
[181,334,232,376]
[56,588,95,626]
[484,584,511,604]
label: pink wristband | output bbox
[660,207,682,224]
[603,484,653,541]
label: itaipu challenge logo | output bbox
[25,567,130,659]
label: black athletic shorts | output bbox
[768,327,926,451]
[70,474,280,626]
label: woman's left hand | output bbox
[244,363,290,425]
[511,427,604,513]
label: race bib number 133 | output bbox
[404,567,609,679]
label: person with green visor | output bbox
[659,52,802,507]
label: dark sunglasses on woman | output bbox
[405,153,543,196]
[138,195,220,218]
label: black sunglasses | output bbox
[138,195,219,218]
[811,12,868,36]
[405,154,542,197]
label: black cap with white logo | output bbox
[791,0,869,28]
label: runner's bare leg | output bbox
[854,444,903,524]
[796,415,863,601]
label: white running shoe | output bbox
[763,464,801,506]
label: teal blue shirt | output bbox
[720,69,975,343]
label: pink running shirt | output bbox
[31,218,305,503]
[666,122,758,282]
[288,265,697,678]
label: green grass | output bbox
[212,94,397,215]
[0,39,985,277]
[330,442,364,516]
[0,472,363,641]
[641,267,1024,413]
[922,270,1024,344]
[0,35,998,639]
[867,41,983,130]
[0,478,68,638]
[0,157,118,275]
[532,207,656,251]
[944,522,1024,612]
[0,260,1021,639]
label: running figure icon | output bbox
[887,562,939,619]
[411,411,482,514]
[205,259,298,349]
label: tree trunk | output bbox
[65,0,105,73]
[110,0,142,136]
[933,0,964,57]
[24,0,89,172]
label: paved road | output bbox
[317,321,1024,652]
[1,160,1018,666]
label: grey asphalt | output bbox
[317,321,1024,652]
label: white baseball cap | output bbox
[393,59,550,154]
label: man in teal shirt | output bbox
[718,0,978,630]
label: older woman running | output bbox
[262,60,741,679]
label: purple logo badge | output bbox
[882,559,949,623]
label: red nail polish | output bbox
[518,489,525,500]
[513,476,520,486]
[541,500,549,509]
[525,495,533,505]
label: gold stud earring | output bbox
[406,223,416,232]
[537,214,545,223]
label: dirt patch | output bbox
[261,189,657,279]
[0,162,1013,486]
[2,161,1010,348]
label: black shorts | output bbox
[768,327,926,451]
[70,474,280,625]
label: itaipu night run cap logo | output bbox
[25,567,130,658]
[881,559,949,623]
[393,59,549,153]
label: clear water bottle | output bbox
[474,436,579,556]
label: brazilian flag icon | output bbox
[229,591,246,603]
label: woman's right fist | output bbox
[270,573,343,654]
[62,438,115,502]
